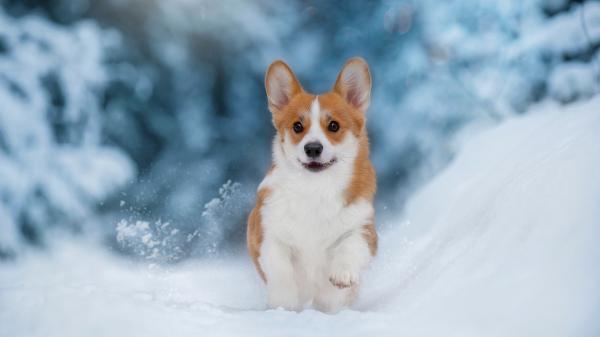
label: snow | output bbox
[116,219,184,262]
[509,2,600,57]
[2,96,599,336]
[362,96,600,336]
[548,61,598,102]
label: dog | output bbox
[247,57,377,313]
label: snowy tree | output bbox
[0,9,134,256]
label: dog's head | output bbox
[265,58,371,173]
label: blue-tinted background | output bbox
[1,0,598,261]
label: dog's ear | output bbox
[333,57,371,113]
[265,60,303,114]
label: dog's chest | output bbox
[261,177,351,249]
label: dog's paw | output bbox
[267,291,301,311]
[329,268,359,289]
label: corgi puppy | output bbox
[247,57,377,313]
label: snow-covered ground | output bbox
[2,96,600,337]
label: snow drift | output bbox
[1,96,599,336]
[361,96,600,336]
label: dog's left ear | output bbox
[333,57,371,113]
[265,60,304,114]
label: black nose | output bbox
[304,142,323,158]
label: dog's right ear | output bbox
[265,60,303,114]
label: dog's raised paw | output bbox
[329,269,359,289]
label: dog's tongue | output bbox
[307,162,323,169]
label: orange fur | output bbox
[273,93,316,144]
[362,223,378,256]
[318,92,377,255]
[247,186,271,281]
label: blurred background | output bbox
[1,0,599,262]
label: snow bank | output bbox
[361,96,600,336]
[1,97,599,336]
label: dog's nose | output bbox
[304,142,323,158]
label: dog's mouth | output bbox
[300,158,336,172]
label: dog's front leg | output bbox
[259,238,301,311]
[312,228,373,313]
[328,228,372,290]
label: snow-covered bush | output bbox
[0,9,135,257]
[372,0,600,205]
[548,60,599,102]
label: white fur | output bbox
[257,97,374,313]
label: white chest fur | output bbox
[256,137,374,312]
[259,137,373,251]
[260,173,372,250]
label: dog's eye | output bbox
[293,122,304,133]
[328,121,340,132]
